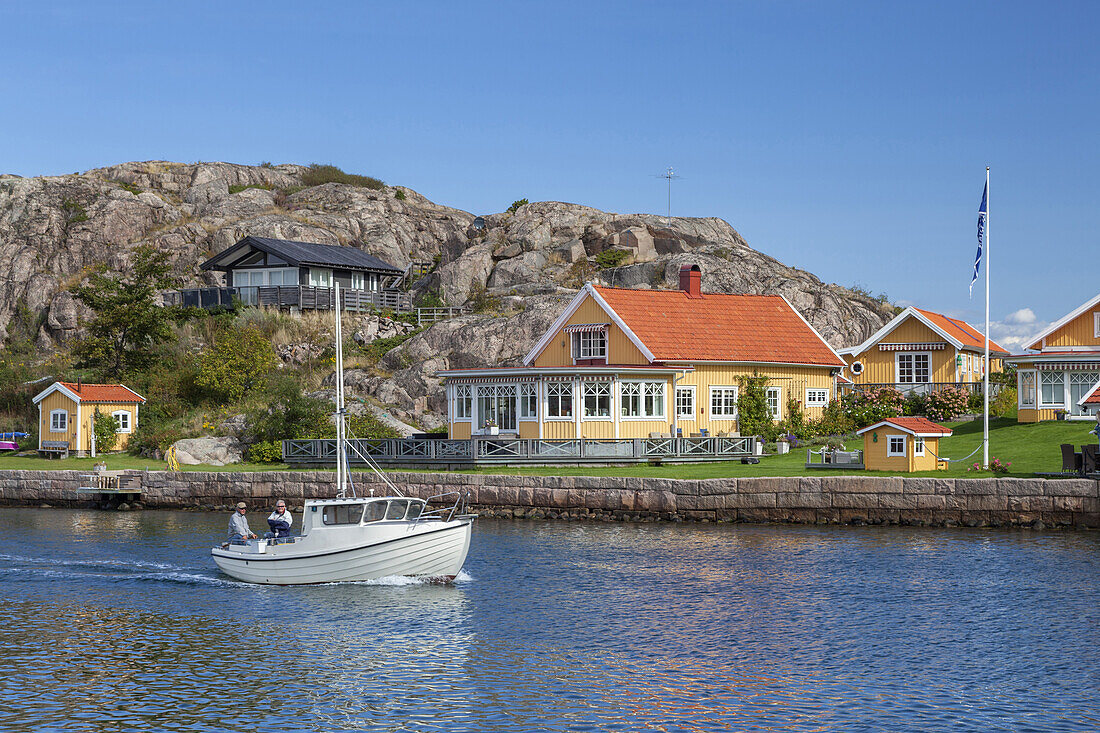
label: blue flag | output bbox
[970,182,987,297]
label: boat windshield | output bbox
[385,500,409,520]
[323,504,364,525]
[407,502,422,519]
[363,501,387,523]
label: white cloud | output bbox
[1003,308,1036,325]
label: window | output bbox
[323,503,364,525]
[49,409,68,433]
[710,386,738,419]
[363,501,386,522]
[897,353,931,383]
[675,386,695,419]
[519,383,537,419]
[1018,370,1036,408]
[766,387,782,420]
[351,272,365,290]
[1070,372,1093,415]
[573,330,607,360]
[887,435,906,457]
[232,267,297,286]
[477,384,517,431]
[621,382,664,418]
[1095,312,1100,338]
[806,389,829,407]
[547,382,573,418]
[385,500,409,520]
[308,268,333,287]
[369,273,380,291]
[454,385,472,420]
[583,382,611,418]
[1039,371,1064,407]
[112,410,131,433]
[913,437,925,456]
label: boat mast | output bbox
[335,282,347,498]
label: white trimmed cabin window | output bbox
[710,386,738,419]
[573,330,607,360]
[1039,371,1064,407]
[913,437,925,456]
[351,272,365,290]
[766,387,782,419]
[675,386,695,419]
[1018,370,1036,408]
[546,382,573,419]
[621,381,664,419]
[583,382,611,418]
[887,435,906,457]
[519,383,537,419]
[806,389,829,407]
[49,409,68,433]
[112,410,131,433]
[308,268,333,287]
[454,385,472,420]
[896,353,931,383]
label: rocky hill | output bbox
[0,161,895,427]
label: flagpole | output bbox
[983,166,990,470]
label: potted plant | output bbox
[776,434,791,455]
[483,418,498,436]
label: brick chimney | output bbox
[679,264,702,298]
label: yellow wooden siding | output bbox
[77,402,139,451]
[518,421,539,439]
[532,296,648,367]
[1042,308,1100,348]
[39,391,79,449]
[677,364,836,429]
[1016,408,1060,424]
[543,420,578,439]
[864,433,946,472]
[580,420,614,439]
[450,421,472,439]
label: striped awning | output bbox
[563,323,609,334]
[879,343,947,351]
[449,376,540,384]
[1037,362,1100,371]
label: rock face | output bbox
[170,436,244,466]
[0,160,896,430]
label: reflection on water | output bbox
[0,508,1098,732]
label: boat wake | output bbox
[0,553,251,587]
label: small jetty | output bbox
[77,470,143,507]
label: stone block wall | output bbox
[0,470,1097,528]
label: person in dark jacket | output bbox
[266,500,293,541]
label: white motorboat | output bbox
[211,283,475,585]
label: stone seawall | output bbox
[2,470,1098,529]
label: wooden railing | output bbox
[167,286,414,313]
[416,306,466,326]
[283,436,758,466]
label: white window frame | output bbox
[805,388,829,407]
[351,272,365,290]
[1039,371,1064,407]
[546,382,573,420]
[675,386,695,420]
[112,410,131,433]
[913,436,925,456]
[232,267,298,287]
[453,384,472,421]
[1095,312,1100,338]
[896,352,931,384]
[1018,370,1036,408]
[887,435,906,457]
[308,268,333,287]
[620,381,665,420]
[582,382,612,419]
[766,386,782,420]
[519,383,537,420]
[49,409,68,433]
[710,386,739,419]
[572,330,607,361]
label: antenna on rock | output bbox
[652,167,682,227]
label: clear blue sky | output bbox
[2,1,1096,349]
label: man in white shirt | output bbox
[266,500,293,541]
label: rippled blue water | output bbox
[0,508,1098,732]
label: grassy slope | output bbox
[0,418,1094,479]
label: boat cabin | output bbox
[301,496,426,534]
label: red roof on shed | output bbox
[59,383,145,403]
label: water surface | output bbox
[1,508,1097,732]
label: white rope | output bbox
[924,441,983,463]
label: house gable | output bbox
[1028,293,1100,350]
[524,285,654,367]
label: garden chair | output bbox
[1083,444,1099,474]
[1061,443,1083,475]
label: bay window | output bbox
[547,382,573,419]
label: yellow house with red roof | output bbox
[857,417,952,472]
[438,265,846,440]
[32,382,146,456]
[1007,292,1100,422]
[838,306,1007,392]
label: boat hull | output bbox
[211,519,472,585]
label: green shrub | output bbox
[248,440,283,463]
[841,387,904,428]
[347,410,401,439]
[92,411,120,452]
[61,199,88,224]
[466,282,501,313]
[507,198,528,214]
[394,189,406,201]
[110,179,142,195]
[414,289,446,309]
[925,387,970,422]
[301,164,385,190]
[736,373,771,438]
[127,405,184,454]
[809,398,855,436]
[781,395,811,440]
[246,377,331,444]
[594,248,631,269]
[259,161,275,168]
[990,387,1017,418]
[228,183,273,194]
[195,326,278,403]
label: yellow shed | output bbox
[32,382,146,457]
[857,417,951,472]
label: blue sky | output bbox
[2,1,1096,349]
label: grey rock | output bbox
[171,437,244,466]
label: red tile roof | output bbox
[1082,383,1100,404]
[914,308,1008,354]
[593,286,844,366]
[60,383,145,403]
[859,416,953,436]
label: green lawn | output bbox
[0,417,1094,479]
